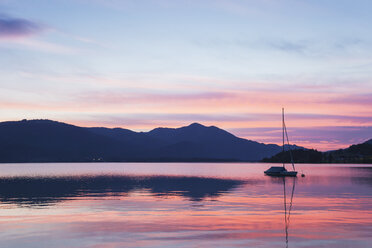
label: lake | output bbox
[0,163,371,248]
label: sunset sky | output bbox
[1,0,371,151]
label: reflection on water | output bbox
[282,177,296,248]
[0,175,244,206]
[0,163,371,248]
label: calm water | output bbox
[0,163,371,248]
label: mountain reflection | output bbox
[0,175,244,207]
[350,167,372,186]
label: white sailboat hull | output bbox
[264,169,297,177]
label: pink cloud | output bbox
[230,126,372,151]
[1,74,371,151]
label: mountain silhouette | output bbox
[263,138,372,164]
[326,138,372,163]
[0,119,301,162]
[0,120,138,162]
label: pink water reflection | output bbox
[0,163,371,248]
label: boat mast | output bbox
[282,108,285,168]
[283,109,296,171]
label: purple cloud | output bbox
[324,93,372,106]
[0,16,43,38]
[229,126,372,151]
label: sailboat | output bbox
[264,108,298,177]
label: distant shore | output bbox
[1,160,371,164]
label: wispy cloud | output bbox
[0,15,43,38]
[5,38,77,54]
[0,14,92,54]
[323,93,372,106]
[268,40,308,54]
[76,90,236,106]
[229,126,372,151]
[68,111,372,132]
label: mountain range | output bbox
[0,119,302,163]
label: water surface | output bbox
[0,163,371,248]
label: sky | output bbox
[0,0,371,151]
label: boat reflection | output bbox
[283,176,296,248]
[0,175,245,207]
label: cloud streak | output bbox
[229,126,372,151]
[0,16,43,38]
